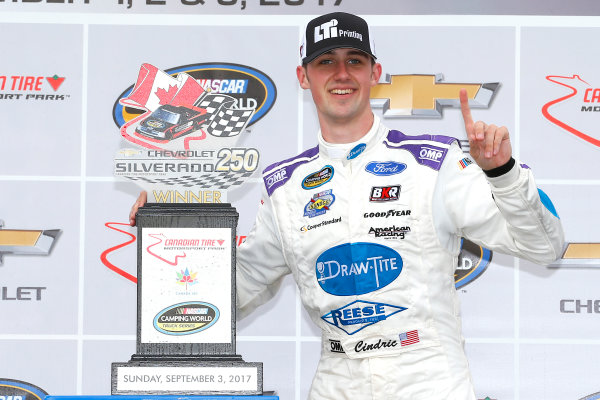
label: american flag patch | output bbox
[399,330,420,346]
[458,157,473,169]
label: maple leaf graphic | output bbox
[156,84,178,105]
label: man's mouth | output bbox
[330,89,354,95]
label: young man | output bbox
[131,12,564,400]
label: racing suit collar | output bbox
[318,114,386,161]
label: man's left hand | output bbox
[459,88,512,171]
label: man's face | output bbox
[296,48,382,126]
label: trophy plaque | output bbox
[111,203,263,395]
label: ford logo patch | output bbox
[316,242,403,296]
[365,161,407,176]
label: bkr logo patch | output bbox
[370,185,400,202]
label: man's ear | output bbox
[371,62,382,87]
[296,65,310,89]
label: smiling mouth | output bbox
[330,89,354,95]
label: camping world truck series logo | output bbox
[112,62,277,203]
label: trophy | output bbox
[111,63,277,398]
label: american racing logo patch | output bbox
[369,185,400,202]
[321,300,407,335]
[368,225,410,240]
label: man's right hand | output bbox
[129,191,148,226]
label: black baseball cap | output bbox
[300,12,377,64]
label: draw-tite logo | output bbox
[542,74,600,148]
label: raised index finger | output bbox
[459,88,474,131]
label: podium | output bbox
[112,203,266,396]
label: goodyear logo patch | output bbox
[322,300,407,335]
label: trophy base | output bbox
[111,356,263,395]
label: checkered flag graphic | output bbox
[193,93,255,137]
[208,108,254,137]
[126,171,254,189]
[194,93,236,115]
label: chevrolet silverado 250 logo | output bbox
[370,74,499,117]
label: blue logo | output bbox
[302,165,334,190]
[304,189,335,218]
[153,302,219,335]
[347,143,366,160]
[0,379,48,400]
[316,242,403,296]
[455,238,492,289]
[365,161,407,176]
[321,300,407,335]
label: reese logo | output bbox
[316,242,403,296]
[369,185,400,202]
[154,301,219,335]
[321,300,407,335]
[365,161,406,176]
[302,165,334,190]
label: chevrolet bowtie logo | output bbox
[370,74,499,117]
[0,220,60,265]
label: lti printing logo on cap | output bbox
[370,74,498,118]
[316,242,402,296]
[0,74,67,101]
[321,300,407,335]
[0,379,48,400]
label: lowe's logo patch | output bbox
[322,300,407,335]
[316,242,403,295]
[365,161,407,176]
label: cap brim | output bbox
[302,45,377,65]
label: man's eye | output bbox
[319,59,333,65]
[348,59,361,64]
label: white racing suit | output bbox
[236,116,565,400]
